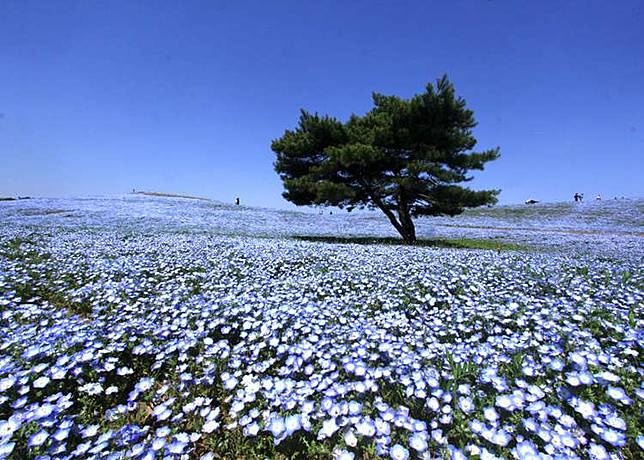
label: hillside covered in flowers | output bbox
[0,196,642,459]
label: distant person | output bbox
[574,193,580,202]
[235,197,240,205]
[596,194,601,201]
[579,193,584,202]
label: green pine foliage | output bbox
[271,76,500,243]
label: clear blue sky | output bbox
[1,1,642,208]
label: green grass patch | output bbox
[292,235,526,251]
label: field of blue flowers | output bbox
[0,196,642,459]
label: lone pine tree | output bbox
[271,76,500,244]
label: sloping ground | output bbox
[133,191,217,201]
[440,199,644,233]
[0,195,642,261]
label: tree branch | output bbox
[358,179,405,236]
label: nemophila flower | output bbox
[82,424,100,438]
[167,440,187,454]
[561,433,578,449]
[333,448,355,460]
[449,447,468,460]
[375,418,391,436]
[380,409,394,422]
[140,451,156,460]
[268,417,286,437]
[596,371,620,383]
[106,385,118,395]
[491,429,511,447]
[117,366,134,376]
[601,428,626,446]
[318,417,339,439]
[348,401,362,415]
[285,414,301,434]
[0,442,15,457]
[412,420,426,433]
[79,382,103,395]
[591,423,604,437]
[426,397,440,411]
[514,440,539,458]
[355,419,376,437]
[158,408,173,421]
[130,441,146,457]
[536,426,554,444]
[11,396,28,409]
[550,359,565,371]
[344,430,358,447]
[202,419,219,433]
[589,443,609,459]
[483,407,499,423]
[566,373,582,387]
[409,433,428,452]
[606,386,632,404]
[578,371,594,385]
[222,373,238,390]
[389,444,409,460]
[525,400,545,413]
[635,435,644,450]
[480,447,503,459]
[522,364,536,377]
[52,427,70,441]
[495,395,514,411]
[0,376,16,391]
[432,429,447,444]
[151,438,167,451]
[470,419,483,434]
[134,377,154,393]
[242,421,260,436]
[574,400,596,419]
[570,353,587,369]
[0,417,21,438]
[457,384,471,395]
[559,414,576,428]
[28,430,49,447]
[32,376,50,389]
[605,414,626,431]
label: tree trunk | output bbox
[398,209,417,244]
[400,220,416,244]
[397,193,417,244]
[361,182,416,244]
[372,201,416,244]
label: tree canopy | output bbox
[271,76,500,243]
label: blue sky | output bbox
[1,0,642,208]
